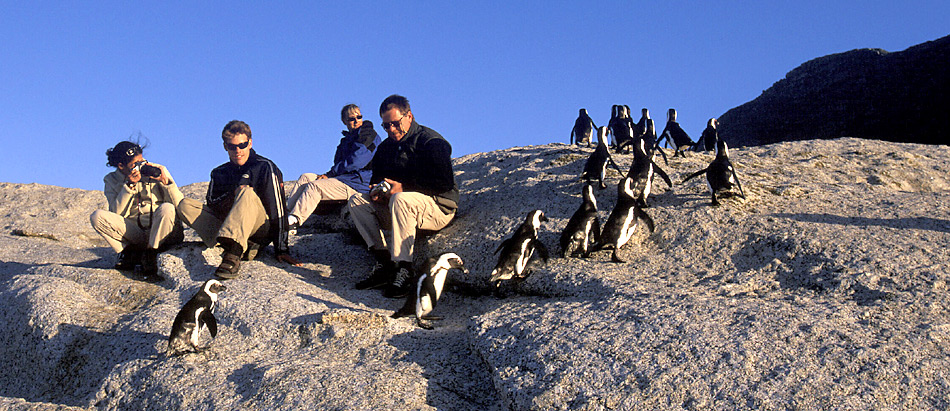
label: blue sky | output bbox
[1,2,947,191]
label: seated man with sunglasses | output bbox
[178,120,301,279]
[285,104,380,233]
[348,95,460,298]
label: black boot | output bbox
[114,249,141,271]
[356,249,395,290]
[139,248,159,278]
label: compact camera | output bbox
[370,181,392,197]
[133,161,163,178]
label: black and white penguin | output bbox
[657,108,696,157]
[635,108,650,142]
[570,108,597,147]
[607,105,621,148]
[682,138,747,206]
[627,138,673,208]
[490,210,550,285]
[613,106,636,154]
[580,126,623,189]
[168,279,226,355]
[559,183,601,258]
[595,177,655,263]
[695,118,719,152]
[392,252,468,329]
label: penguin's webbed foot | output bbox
[611,250,626,263]
[416,319,434,329]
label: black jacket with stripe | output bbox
[206,149,289,255]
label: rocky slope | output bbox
[1,138,949,410]
[718,35,949,146]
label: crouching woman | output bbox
[90,140,184,278]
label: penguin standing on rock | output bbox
[695,118,719,152]
[613,106,636,154]
[682,139,747,206]
[657,108,696,157]
[490,210,550,286]
[168,279,226,355]
[595,177,655,263]
[627,138,673,208]
[580,126,623,189]
[392,252,468,329]
[570,108,597,147]
[560,183,601,258]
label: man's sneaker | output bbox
[355,262,393,290]
[383,267,415,299]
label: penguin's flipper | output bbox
[655,146,669,165]
[591,218,602,245]
[201,311,218,338]
[731,168,747,199]
[653,163,674,188]
[494,238,512,255]
[637,207,656,233]
[608,156,624,174]
[681,168,708,184]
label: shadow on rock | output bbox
[774,212,950,233]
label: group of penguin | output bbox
[165,106,747,353]
[167,252,468,355]
[488,106,748,289]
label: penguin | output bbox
[627,138,673,208]
[635,108,650,143]
[595,177,655,263]
[657,108,696,157]
[613,106,636,154]
[570,108,597,147]
[168,279,226,355]
[560,183,601,258]
[682,138,747,206]
[607,105,621,148]
[695,118,719,152]
[490,209,550,285]
[580,126,624,189]
[619,118,668,165]
[392,252,468,329]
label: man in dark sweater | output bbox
[178,120,301,279]
[348,95,459,298]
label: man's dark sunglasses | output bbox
[347,115,363,122]
[225,140,250,151]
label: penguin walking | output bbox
[694,118,719,152]
[627,138,673,208]
[607,105,621,148]
[682,138,747,206]
[168,279,226,355]
[657,108,696,157]
[490,210,550,286]
[619,117,668,165]
[595,177,655,263]
[570,108,597,147]
[580,126,623,189]
[392,252,468,329]
[560,183,601,258]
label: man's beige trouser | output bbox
[90,202,184,252]
[177,186,270,258]
[286,173,357,224]
[347,191,454,263]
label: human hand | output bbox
[277,253,302,266]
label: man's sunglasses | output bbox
[347,115,363,122]
[225,140,250,151]
[381,114,406,130]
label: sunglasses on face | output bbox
[381,114,406,130]
[347,115,363,122]
[225,140,250,151]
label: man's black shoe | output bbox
[114,250,140,271]
[355,262,393,290]
[383,267,415,299]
